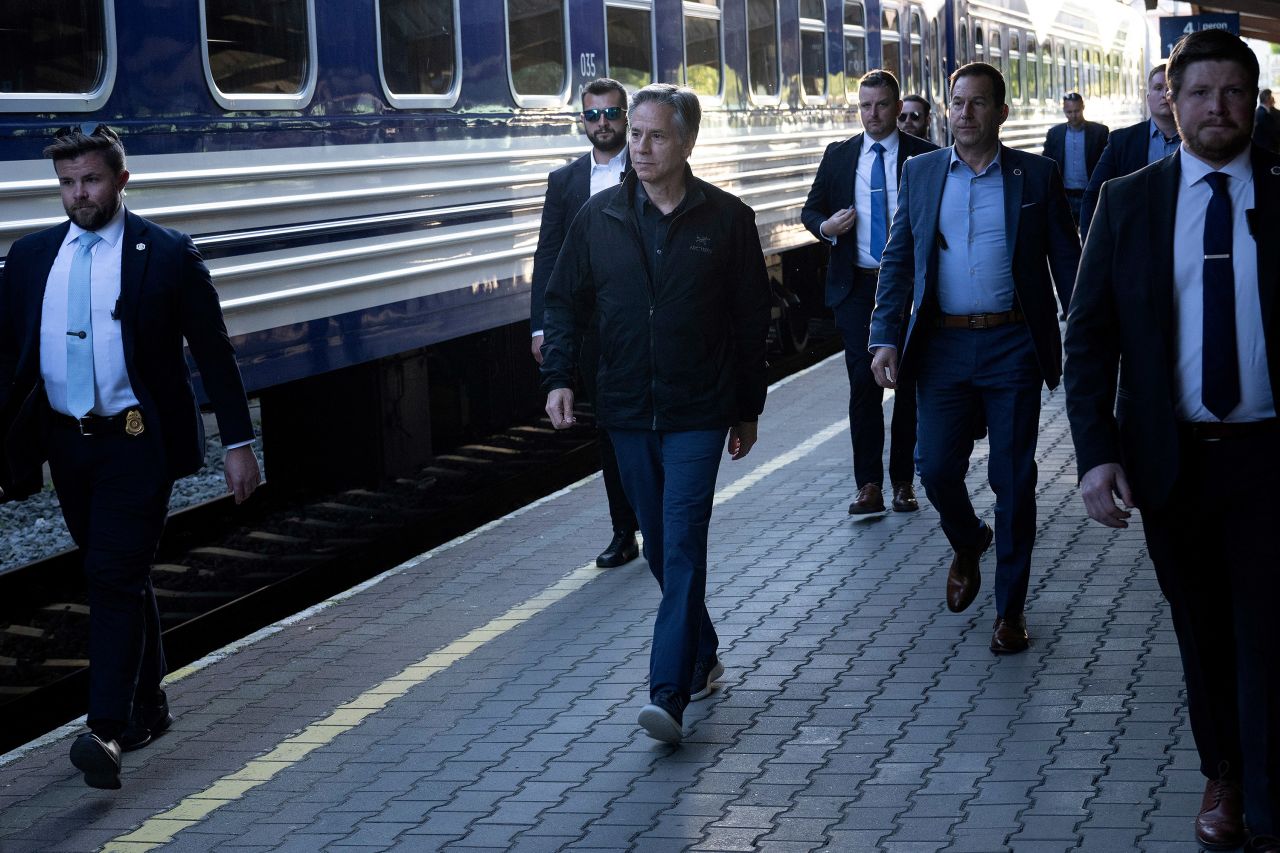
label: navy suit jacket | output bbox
[530,149,627,334]
[800,131,939,308]
[0,210,254,499]
[1042,120,1109,188]
[1080,119,1162,243]
[1064,147,1280,512]
[871,145,1081,389]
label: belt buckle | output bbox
[77,417,95,437]
[967,314,988,330]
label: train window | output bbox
[973,24,983,61]
[683,0,722,97]
[958,21,968,66]
[799,0,827,98]
[1040,41,1051,101]
[934,20,946,104]
[1057,44,1066,100]
[907,10,923,96]
[606,2,653,91]
[1026,36,1038,101]
[988,29,1002,80]
[507,0,568,104]
[747,0,780,100]
[880,6,900,81]
[0,1,115,112]
[377,0,460,105]
[843,0,867,92]
[203,0,317,109]
[1008,32,1021,104]
[1069,46,1080,95]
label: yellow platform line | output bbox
[104,405,852,852]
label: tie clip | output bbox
[1204,254,1230,260]
[67,330,87,339]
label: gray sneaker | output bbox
[638,702,683,744]
[690,657,724,701]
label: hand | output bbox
[1080,462,1134,528]
[531,334,544,365]
[224,445,261,505]
[546,388,575,429]
[870,347,898,389]
[727,421,758,460]
[820,207,856,239]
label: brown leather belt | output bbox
[52,408,147,437]
[1180,418,1279,441]
[934,308,1025,330]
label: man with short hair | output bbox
[1079,64,1180,242]
[898,94,932,141]
[529,78,639,569]
[0,126,260,789]
[871,63,1079,655]
[1254,88,1280,153]
[1042,92,1109,225]
[802,70,937,517]
[1065,29,1280,852]
[541,84,771,745]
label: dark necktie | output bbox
[870,142,887,262]
[1201,171,1239,420]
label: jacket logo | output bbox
[690,235,712,254]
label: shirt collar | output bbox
[1149,119,1178,143]
[591,147,626,170]
[947,145,1003,177]
[66,204,126,249]
[865,130,900,156]
[1179,145,1253,189]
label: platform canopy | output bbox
[1187,0,1280,44]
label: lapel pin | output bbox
[136,243,146,250]
[1013,168,1022,176]
[1272,166,1280,175]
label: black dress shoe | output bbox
[119,702,174,752]
[891,482,919,512]
[848,483,885,515]
[596,530,639,568]
[946,524,993,613]
[990,613,1030,654]
[70,733,122,790]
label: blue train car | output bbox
[0,0,1147,478]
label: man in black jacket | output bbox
[1079,64,1180,242]
[1042,93,1109,225]
[541,84,771,745]
[529,77,639,569]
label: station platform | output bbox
[0,354,1209,853]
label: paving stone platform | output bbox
[0,354,1219,852]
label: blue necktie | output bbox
[1201,171,1239,420]
[870,142,888,263]
[66,231,102,418]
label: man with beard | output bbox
[0,125,260,789]
[898,95,933,141]
[1079,64,1181,242]
[530,77,639,569]
[1065,29,1280,852]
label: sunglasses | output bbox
[582,107,625,122]
[53,123,120,142]
[898,111,923,122]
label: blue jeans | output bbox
[610,428,725,709]
[914,325,1042,617]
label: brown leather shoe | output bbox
[946,524,992,612]
[848,483,885,515]
[891,482,919,512]
[1197,778,1246,850]
[990,613,1029,654]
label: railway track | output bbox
[0,336,839,754]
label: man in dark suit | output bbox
[802,69,937,516]
[1254,88,1280,153]
[871,63,1079,655]
[1042,92,1109,225]
[1064,30,1280,852]
[0,126,260,789]
[898,94,933,142]
[529,77,639,569]
[1079,64,1180,242]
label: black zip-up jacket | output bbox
[540,169,770,431]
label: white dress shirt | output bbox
[40,205,140,417]
[588,147,627,197]
[1172,147,1275,422]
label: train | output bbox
[0,0,1148,489]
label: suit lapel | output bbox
[844,134,864,209]
[20,224,71,368]
[1002,146,1023,260]
[1253,150,1279,343]
[120,212,151,367]
[1148,154,1180,350]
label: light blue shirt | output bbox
[1172,147,1275,422]
[936,148,1016,316]
[1064,126,1088,189]
[1146,119,1180,165]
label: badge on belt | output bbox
[124,408,146,437]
